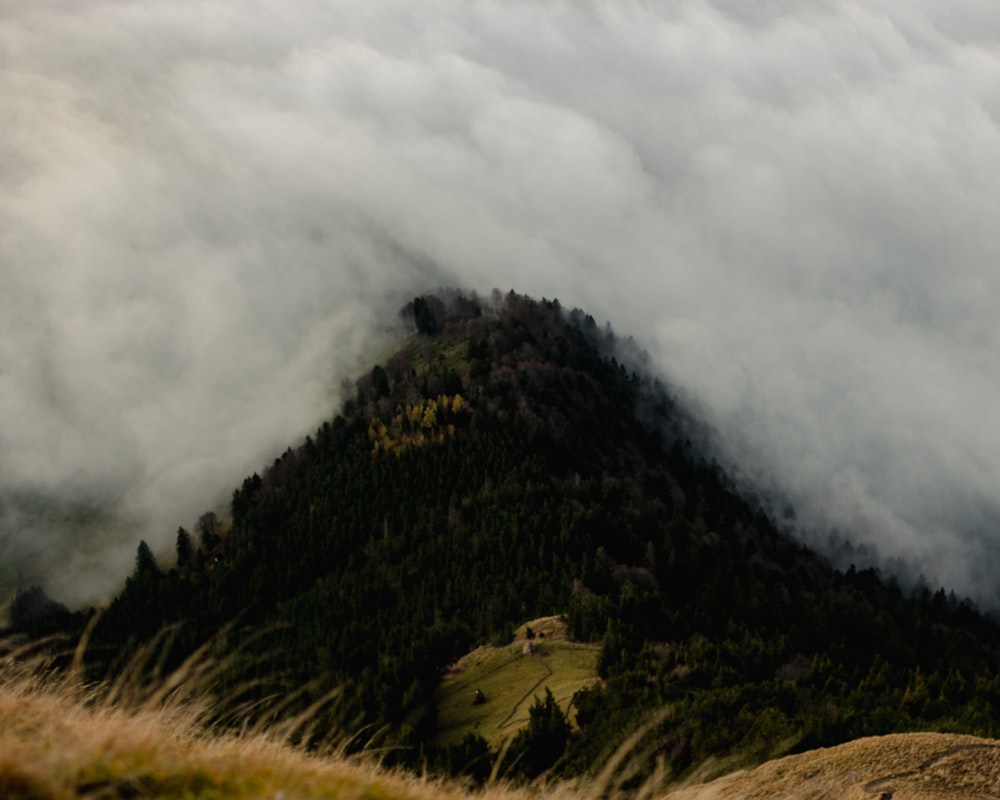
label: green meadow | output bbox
[434,616,600,748]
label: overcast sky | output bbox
[4,0,1000,606]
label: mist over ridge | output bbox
[3,0,1000,606]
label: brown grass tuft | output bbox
[0,664,584,800]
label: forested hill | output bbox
[33,291,1000,784]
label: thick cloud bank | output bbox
[3,0,1000,605]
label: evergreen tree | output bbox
[175,527,193,570]
[135,540,157,577]
[507,689,570,778]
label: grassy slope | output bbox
[669,732,1000,800]
[0,676,555,800]
[434,617,599,748]
[6,674,1000,800]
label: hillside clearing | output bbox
[434,616,600,748]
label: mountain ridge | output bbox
[9,290,1000,788]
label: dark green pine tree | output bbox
[507,689,571,778]
[175,527,193,570]
[134,540,157,577]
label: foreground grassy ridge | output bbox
[6,670,1000,800]
[670,732,1000,800]
[0,677,566,800]
[435,617,600,748]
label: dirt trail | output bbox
[496,653,554,732]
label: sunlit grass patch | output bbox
[0,674,501,800]
[435,616,599,748]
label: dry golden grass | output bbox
[8,670,1000,800]
[0,671,579,800]
[6,631,1000,800]
[0,623,593,800]
[664,731,1000,800]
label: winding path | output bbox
[496,653,554,731]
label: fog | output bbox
[4,0,1000,606]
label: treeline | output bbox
[36,291,1000,784]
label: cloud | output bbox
[3,0,1000,605]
